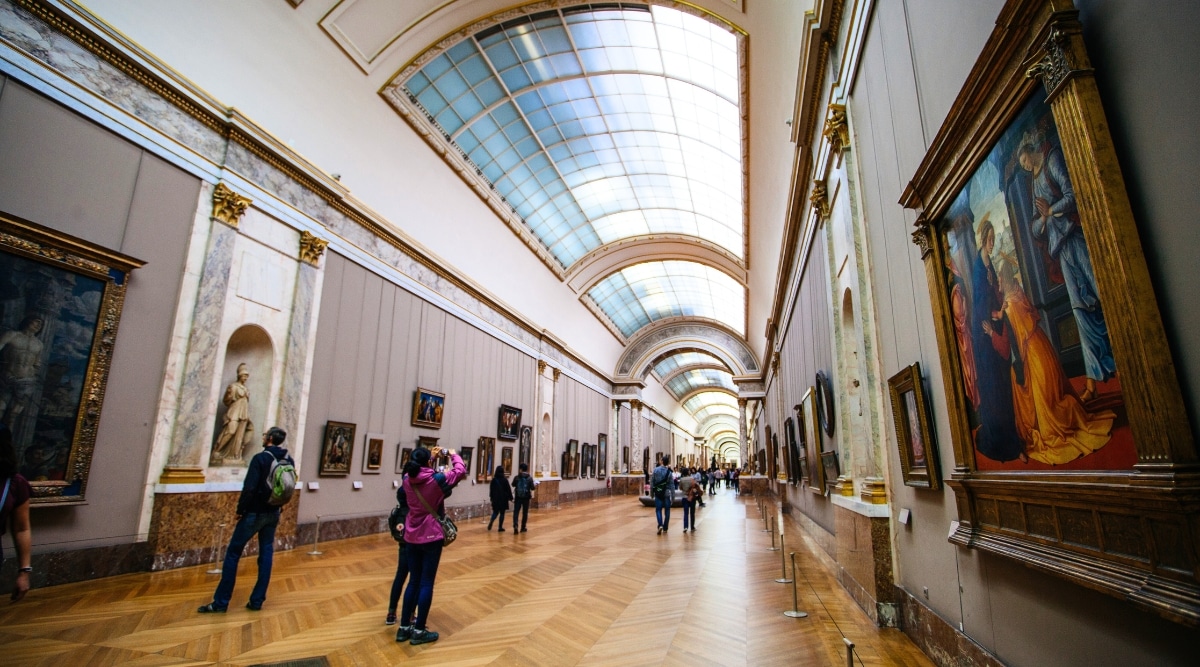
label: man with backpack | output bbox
[650,455,674,534]
[511,463,536,532]
[199,426,295,613]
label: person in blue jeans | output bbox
[651,456,674,534]
[198,426,293,613]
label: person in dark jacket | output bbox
[487,465,512,531]
[387,467,452,628]
[511,463,535,532]
[198,426,293,613]
[1,424,32,602]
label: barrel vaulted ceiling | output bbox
[322,0,757,429]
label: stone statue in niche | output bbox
[211,363,254,464]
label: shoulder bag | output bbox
[412,479,457,546]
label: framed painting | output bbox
[518,425,532,469]
[799,388,824,494]
[501,446,513,476]
[792,404,809,483]
[764,426,775,479]
[564,439,578,479]
[820,451,839,493]
[888,363,940,490]
[319,421,355,476]
[411,388,445,429]
[458,446,473,479]
[0,213,143,504]
[900,0,1198,623]
[498,404,521,440]
[362,433,384,474]
[784,417,800,485]
[397,447,412,474]
[622,445,629,473]
[476,436,495,483]
[598,433,607,479]
[773,432,786,481]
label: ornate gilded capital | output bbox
[211,182,251,228]
[537,360,547,374]
[1025,24,1091,100]
[912,220,934,259]
[298,230,328,266]
[737,397,747,409]
[810,180,830,218]
[823,104,850,155]
[771,351,780,374]
[630,398,643,411]
[860,477,887,504]
[552,368,561,382]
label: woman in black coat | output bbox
[487,466,513,531]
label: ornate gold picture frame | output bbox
[799,388,824,495]
[901,0,1197,624]
[0,212,142,505]
[887,363,940,491]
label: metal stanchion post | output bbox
[206,522,226,574]
[767,517,779,551]
[307,515,324,556]
[762,502,772,532]
[843,638,855,667]
[774,532,792,583]
[784,553,808,618]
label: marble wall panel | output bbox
[609,474,643,496]
[532,479,559,509]
[898,587,1005,667]
[148,491,299,571]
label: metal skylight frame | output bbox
[383,2,749,293]
[652,350,727,378]
[586,260,744,338]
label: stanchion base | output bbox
[205,568,222,574]
[775,578,793,583]
[784,610,808,618]
[307,550,323,555]
[766,546,780,551]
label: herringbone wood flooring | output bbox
[1,489,932,666]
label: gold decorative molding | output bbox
[859,477,886,504]
[911,220,934,259]
[1025,25,1091,102]
[211,183,251,228]
[537,360,547,374]
[823,103,850,155]
[810,180,830,218]
[298,230,328,266]
[630,399,643,411]
[834,474,855,497]
[158,466,206,485]
[552,368,561,382]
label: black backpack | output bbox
[651,468,670,496]
[514,474,533,499]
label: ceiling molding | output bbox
[615,320,759,379]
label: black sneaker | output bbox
[520,527,527,532]
[385,612,397,626]
[410,628,439,645]
[245,602,262,611]
[395,625,413,642]
[197,603,227,613]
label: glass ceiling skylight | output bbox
[666,368,735,399]
[683,390,736,414]
[587,260,744,338]
[652,350,726,378]
[399,3,743,269]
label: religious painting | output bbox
[800,388,824,494]
[820,451,839,492]
[773,431,786,481]
[498,404,521,440]
[563,439,578,479]
[397,447,412,474]
[518,425,532,469]
[764,425,776,479]
[362,432,384,474]
[784,417,800,485]
[476,436,495,483]
[458,446,473,479]
[501,446,513,476]
[901,0,1199,622]
[411,388,445,429]
[0,213,143,504]
[597,433,607,479]
[888,363,941,490]
[936,86,1129,473]
[320,421,355,476]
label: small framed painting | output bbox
[498,404,521,440]
[320,421,355,476]
[362,433,384,474]
[412,388,445,429]
[887,362,940,490]
[397,447,413,474]
[501,446,513,476]
[597,433,607,479]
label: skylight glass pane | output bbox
[653,351,725,378]
[587,260,743,338]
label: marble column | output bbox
[738,397,748,468]
[534,360,545,477]
[630,399,643,473]
[611,399,621,473]
[275,231,327,441]
[159,183,250,483]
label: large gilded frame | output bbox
[0,212,142,505]
[901,0,1197,624]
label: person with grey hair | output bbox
[199,426,293,613]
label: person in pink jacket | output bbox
[396,445,465,645]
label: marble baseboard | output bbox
[558,488,610,505]
[1,541,154,589]
[897,586,1004,667]
[741,476,770,496]
[790,506,838,563]
[609,475,643,495]
[532,480,559,508]
[149,491,299,571]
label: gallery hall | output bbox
[0,0,1196,665]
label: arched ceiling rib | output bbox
[384,2,748,347]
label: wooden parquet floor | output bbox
[1,489,933,666]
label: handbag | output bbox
[411,479,457,546]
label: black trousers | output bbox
[512,497,530,530]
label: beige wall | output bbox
[0,78,199,550]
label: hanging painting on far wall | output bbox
[501,446,513,476]
[362,433,384,474]
[518,425,532,469]
[597,433,607,479]
[412,388,445,429]
[498,404,521,440]
[319,421,355,476]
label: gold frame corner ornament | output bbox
[902,0,1197,625]
[210,183,252,228]
[298,230,329,266]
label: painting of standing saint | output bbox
[939,87,1130,471]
